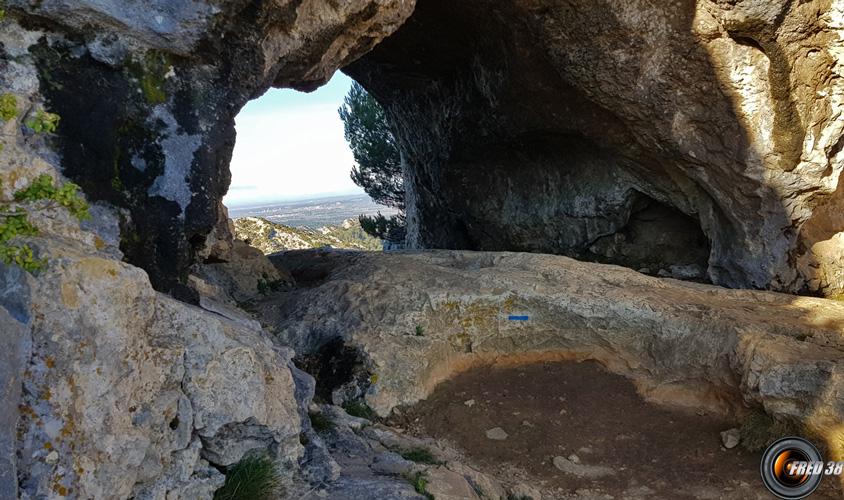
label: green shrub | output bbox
[257,273,284,295]
[131,50,172,104]
[0,93,17,121]
[0,174,89,273]
[25,109,60,133]
[309,412,334,433]
[399,447,440,465]
[407,472,434,500]
[214,454,282,500]
[342,400,375,420]
[415,325,425,336]
[13,174,90,219]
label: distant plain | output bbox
[226,194,398,228]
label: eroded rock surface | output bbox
[289,403,511,499]
[347,0,844,295]
[0,35,308,497]
[267,250,844,455]
[1,0,415,295]
[6,0,844,297]
[6,240,304,498]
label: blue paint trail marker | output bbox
[508,315,530,321]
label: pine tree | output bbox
[338,82,405,242]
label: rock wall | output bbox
[7,0,843,297]
[0,1,415,497]
[5,245,304,498]
[2,0,414,297]
[346,0,844,296]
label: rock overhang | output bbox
[6,0,417,296]
[6,0,844,298]
[346,0,844,296]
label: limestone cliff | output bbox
[0,1,414,497]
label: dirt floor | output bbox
[396,361,843,499]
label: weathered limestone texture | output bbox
[0,9,329,496]
[2,0,415,296]
[269,250,844,453]
[8,239,304,498]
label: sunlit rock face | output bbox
[268,249,844,455]
[347,0,844,295]
[4,0,415,297]
[7,246,303,499]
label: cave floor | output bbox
[391,360,842,499]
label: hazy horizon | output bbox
[224,188,368,209]
[226,192,399,228]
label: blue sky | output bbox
[223,72,363,207]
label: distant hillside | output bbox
[234,216,381,253]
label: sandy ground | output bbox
[395,360,842,499]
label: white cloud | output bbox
[223,103,362,206]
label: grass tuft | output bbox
[343,400,375,420]
[407,471,434,499]
[740,411,801,452]
[399,447,440,465]
[309,411,334,433]
[214,454,282,500]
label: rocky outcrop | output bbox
[291,403,514,499]
[192,239,295,304]
[234,216,381,253]
[2,237,306,498]
[346,0,844,296]
[1,0,415,296]
[266,249,844,456]
[0,25,310,496]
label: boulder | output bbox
[3,237,305,497]
[720,428,741,450]
[192,239,294,304]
